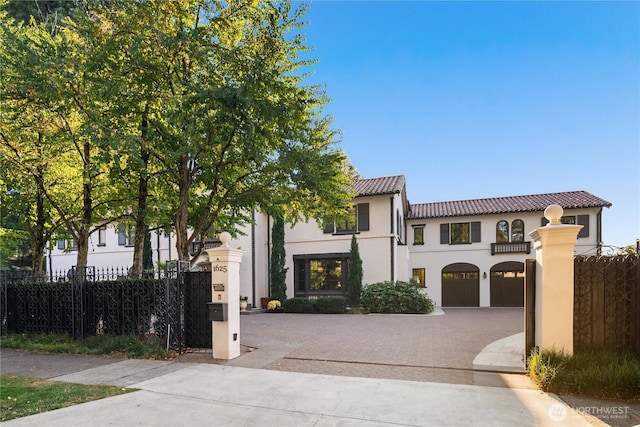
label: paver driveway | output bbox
[239,307,524,385]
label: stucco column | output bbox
[528,205,582,355]
[205,232,244,360]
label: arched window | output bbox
[496,220,509,243]
[511,219,525,242]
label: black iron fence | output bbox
[0,263,205,353]
[2,276,167,338]
[574,254,640,355]
[1,266,176,284]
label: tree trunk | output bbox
[75,141,92,268]
[175,155,191,261]
[31,139,47,280]
[31,171,47,279]
[130,105,151,278]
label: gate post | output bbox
[205,232,244,360]
[528,204,582,355]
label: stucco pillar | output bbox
[528,205,582,355]
[205,232,244,360]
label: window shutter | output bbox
[577,215,589,238]
[471,221,481,242]
[541,217,549,227]
[357,203,369,231]
[440,224,449,244]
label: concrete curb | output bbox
[472,332,526,373]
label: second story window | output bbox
[336,205,357,233]
[541,214,590,238]
[324,203,369,234]
[117,225,134,247]
[97,226,107,246]
[511,220,524,242]
[496,219,525,242]
[413,225,424,245]
[496,220,509,243]
[451,223,471,244]
[440,221,481,245]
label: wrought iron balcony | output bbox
[491,241,531,255]
[190,239,222,256]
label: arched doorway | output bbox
[490,261,524,307]
[441,263,479,307]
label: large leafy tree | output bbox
[1,0,355,274]
[143,0,355,261]
[0,3,82,276]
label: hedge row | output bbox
[283,297,347,314]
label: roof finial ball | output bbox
[219,231,232,247]
[544,204,564,225]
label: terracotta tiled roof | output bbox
[352,175,406,197]
[409,191,611,219]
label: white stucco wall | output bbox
[47,225,174,277]
[46,198,604,310]
[407,208,603,307]
[231,213,270,306]
[283,193,404,297]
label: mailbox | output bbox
[207,302,228,322]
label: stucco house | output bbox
[48,174,612,307]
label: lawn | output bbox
[0,333,166,421]
[0,374,134,422]
[0,333,172,359]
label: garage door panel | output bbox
[442,278,479,307]
[490,277,524,307]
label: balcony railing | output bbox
[190,239,222,256]
[491,241,531,255]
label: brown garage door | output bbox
[490,261,524,307]
[442,263,479,307]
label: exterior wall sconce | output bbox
[483,272,487,279]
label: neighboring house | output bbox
[48,224,176,278]
[48,174,612,307]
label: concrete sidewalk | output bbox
[1,342,599,427]
[2,358,595,427]
[2,309,633,426]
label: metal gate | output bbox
[183,271,212,349]
[164,267,212,352]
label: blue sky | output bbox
[297,1,639,250]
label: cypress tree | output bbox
[270,214,288,302]
[347,233,363,306]
[142,229,153,272]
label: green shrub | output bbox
[528,348,640,399]
[361,280,434,314]
[283,297,315,313]
[0,333,170,359]
[314,296,347,314]
[528,348,564,389]
[282,296,347,314]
